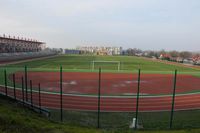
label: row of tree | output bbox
[125,48,198,60]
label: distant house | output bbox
[192,55,200,65]
[159,54,171,60]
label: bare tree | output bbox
[179,51,192,59]
[169,51,179,58]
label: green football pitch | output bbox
[1,54,200,87]
[3,55,200,74]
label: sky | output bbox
[0,0,200,51]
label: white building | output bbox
[76,46,122,55]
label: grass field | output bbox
[1,55,199,88]
[0,55,200,90]
[3,55,199,73]
[1,54,200,90]
[1,94,200,133]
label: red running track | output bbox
[1,86,200,112]
[12,72,200,95]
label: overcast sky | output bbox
[0,0,200,51]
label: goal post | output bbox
[91,61,121,71]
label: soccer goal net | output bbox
[91,61,121,71]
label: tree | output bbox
[159,49,166,55]
[169,51,179,58]
[179,51,192,59]
[126,48,142,56]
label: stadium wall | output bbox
[0,50,59,64]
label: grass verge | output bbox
[0,94,200,133]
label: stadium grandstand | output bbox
[0,34,45,53]
[0,34,59,64]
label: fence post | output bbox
[30,80,33,107]
[25,65,28,101]
[21,77,24,105]
[170,69,177,129]
[97,67,101,128]
[60,66,63,122]
[135,69,141,129]
[38,83,41,113]
[13,74,16,100]
[4,69,7,96]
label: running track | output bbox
[1,86,200,112]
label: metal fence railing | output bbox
[0,66,50,117]
[0,66,200,130]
